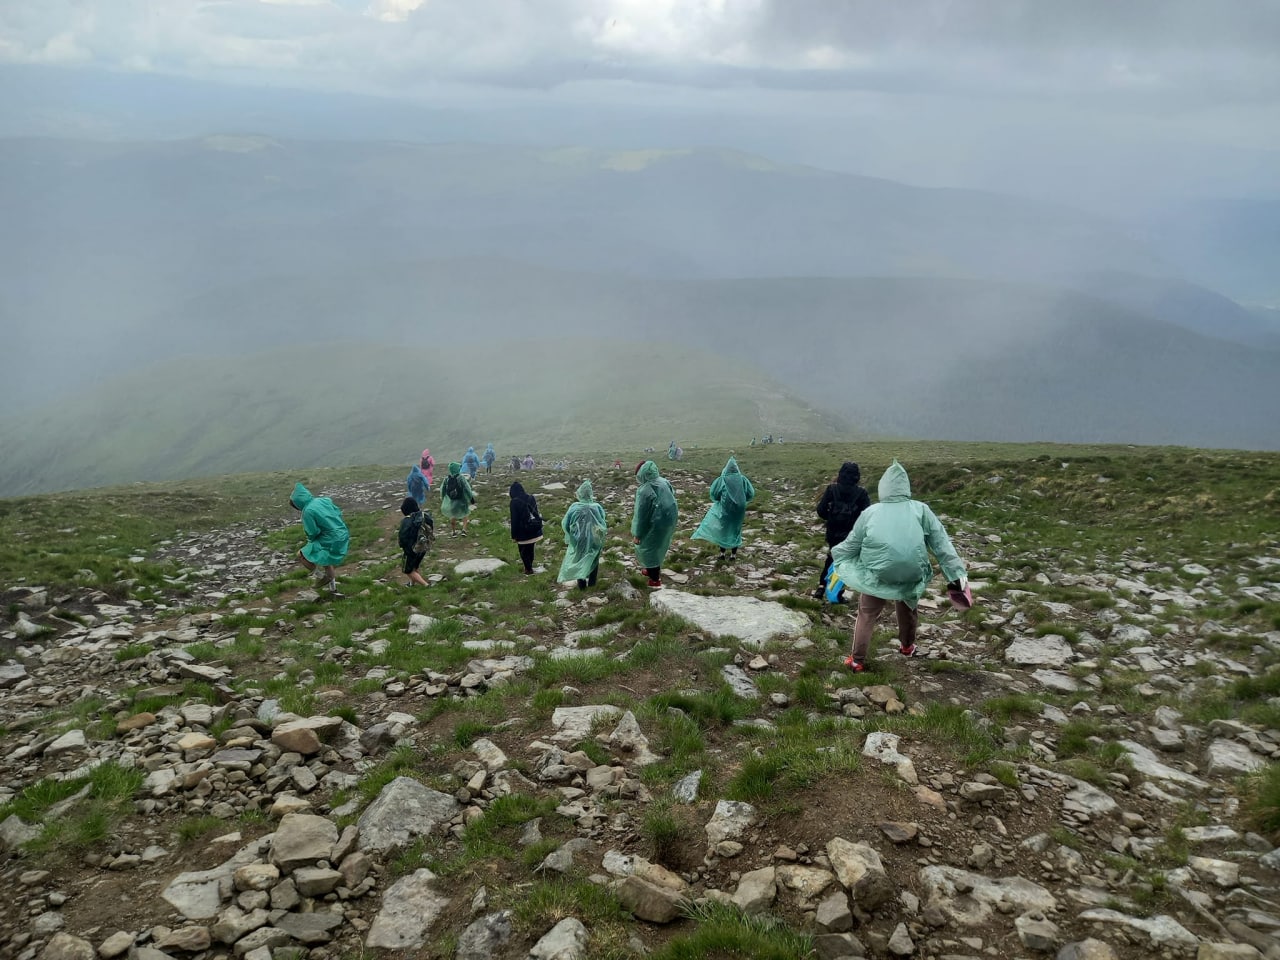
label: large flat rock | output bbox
[357,777,460,854]
[1004,635,1073,667]
[920,865,1057,926]
[365,869,450,949]
[650,590,809,648]
[1118,741,1208,789]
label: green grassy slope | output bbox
[0,340,856,495]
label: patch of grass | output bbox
[1245,763,1280,842]
[15,761,146,855]
[508,876,629,936]
[650,686,751,728]
[355,744,424,807]
[113,643,152,662]
[640,799,686,864]
[452,720,493,748]
[175,815,224,843]
[867,702,1004,768]
[982,693,1043,725]
[652,901,812,960]
[725,717,861,803]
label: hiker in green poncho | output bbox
[631,460,678,588]
[691,456,755,561]
[440,462,476,537]
[289,482,350,595]
[558,480,608,590]
[831,460,967,672]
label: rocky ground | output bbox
[2,452,1279,960]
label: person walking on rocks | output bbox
[420,449,435,487]
[397,497,432,587]
[813,461,872,600]
[832,460,967,671]
[559,479,608,589]
[289,482,350,595]
[631,460,678,588]
[692,456,755,561]
[483,443,497,474]
[522,454,535,471]
[406,462,429,509]
[440,462,476,536]
[462,446,481,481]
[508,481,545,574]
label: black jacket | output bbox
[508,483,544,541]
[816,461,871,547]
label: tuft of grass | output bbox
[452,720,493,748]
[650,686,751,728]
[651,901,812,960]
[640,799,686,864]
[113,642,152,662]
[1244,763,1280,842]
[175,815,224,843]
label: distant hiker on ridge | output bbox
[813,461,872,601]
[523,454,535,471]
[289,482,349,596]
[631,460,678,588]
[420,449,435,487]
[440,462,477,536]
[559,480,608,590]
[832,460,967,672]
[462,446,481,480]
[692,456,755,562]
[406,462,429,509]
[483,443,497,474]
[508,481,545,574]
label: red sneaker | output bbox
[844,656,866,673]
[647,579,663,589]
[899,644,918,658]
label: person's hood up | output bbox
[878,460,912,501]
[837,461,861,486]
[576,480,595,502]
[290,482,314,510]
[722,457,740,476]
[509,482,527,500]
[485,443,495,452]
[421,449,431,459]
[637,460,660,484]
[449,461,462,476]
[409,464,424,478]
[466,447,476,455]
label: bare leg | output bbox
[851,593,889,663]
[408,570,429,587]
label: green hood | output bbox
[576,480,595,502]
[878,460,912,502]
[449,461,462,476]
[722,457,740,476]
[290,482,314,510]
[637,460,660,484]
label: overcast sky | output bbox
[2,1,1279,204]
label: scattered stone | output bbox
[1205,739,1267,776]
[357,777,461,853]
[271,814,338,871]
[529,918,589,960]
[887,922,914,957]
[705,800,758,845]
[1076,909,1197,947]
[365,869,450,949]
[456,911,513,960]
[38,933,95,960]
[827,838,893,911]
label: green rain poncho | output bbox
[831,460,965,608]
[290,483,350,567]
[439,462,475,519]
[692,457,755,549]
[631,460,679,569]
[558,480,608,583]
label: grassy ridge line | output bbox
[0,340,856,496]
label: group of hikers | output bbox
[289,452,969,671]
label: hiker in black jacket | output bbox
[509,482,545,574]
[813,461,872,600]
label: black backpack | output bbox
[828,489,857,523]
[444,475,464,500]
[413,511,435,555]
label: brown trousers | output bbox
[851,593,918,662]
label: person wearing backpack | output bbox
[440,462,477,536]
[814,461,872,600]
[507,481,545,574]
[406,463,429,509]
[462,447,481,480]
[420,449,435,487]
[289,483,350,596]
[483,443,497,474]
[397,496,433,587]
[832,460,967,672]
[631,460,679,588]
[692,457,755,561]
[559,479,608,589]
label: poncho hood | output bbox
[449,461,462,476]
[637,460,661,484]
[576,480,595,502]
[878,460,912,502]
[290,483,313,510]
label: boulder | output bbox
[1204,739,1267,777]
[705,800,758,845]
[549,705,622,744]
[1056,941,1118,960]
[357,777,460,854]
[826,839,892,911]
[732,867,777,915]
[529,918,590,960]
[455,558,506,576]
[1005,635,1073,668]
[456,911,514,960]
[270,716,342,755]
[365,869,450,949]
[270,814,338,871]
[1076,909,1197,947]
[271,912,343,945]
[616,875,684,923]
[920,866,1057,926]
[38,934,95,960]
[650,590,810,647]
